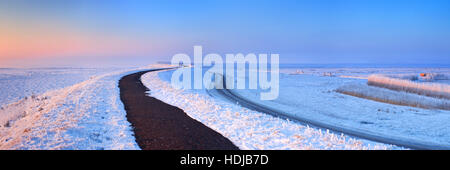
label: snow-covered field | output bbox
[0,65,168,149]
[0,67,124,107]
[230,68,450,148]
[1,64,447,150]
[282,66,450,81]
[141,69,398,150]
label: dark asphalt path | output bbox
[119,69,239,150]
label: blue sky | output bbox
[1,0,449,67]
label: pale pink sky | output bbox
[1,1,449,67]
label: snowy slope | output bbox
[0,65,169,150]
[141,69,398,150]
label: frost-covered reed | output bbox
[367,75,450,99]
[336,84,450,110]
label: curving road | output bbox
[210,75,450,150]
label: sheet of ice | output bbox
[0,64,170,149]
[141,69,398,150]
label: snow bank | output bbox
[336,84,450,110]
[141,69,395,150]
[367,75,450,99]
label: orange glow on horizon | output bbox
[0,19,176,62]
[0,29,157,60]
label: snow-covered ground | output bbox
[2,64,446,150]
[141,69,398,150]
[0,67,124,107]
[0,65,168,149]
[231,68,450,147]
[282,67,450,81]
